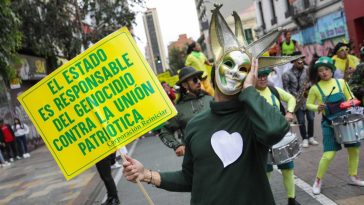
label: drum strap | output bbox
[268,86,286,115]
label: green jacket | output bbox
[159,91,213,150]
[159,87,289,205]
[349,63,364,105]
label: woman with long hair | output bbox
[12,118,30,158]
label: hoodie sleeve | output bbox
[239,87,289,147]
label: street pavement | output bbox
[1,115,364,205]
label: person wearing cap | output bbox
[279,31,302,56]
[282,51,318,148]
[332,42,360,80]
[306,56,364,195]
[185,41,214,96]
[158,66,212,157]
[256,68,299,205]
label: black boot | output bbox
[288,197,300,205]
[101,196,120,205]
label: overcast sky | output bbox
[132,0,254,56]
[132,0,201,55]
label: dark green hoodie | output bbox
[159,91,213,150]
[159,87,289,205]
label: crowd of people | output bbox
[0,118,31,167]
[122,4,364,205]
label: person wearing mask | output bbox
[158,67,212,157]
[185,41,214,96]
[256,67,300,205]
[282,52,318,147]
[306,56,364,195]
[12,117,31,158]
[332,42,360,80]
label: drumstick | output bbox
[318,86,335,114]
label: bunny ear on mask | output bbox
[209,4,241,61]
[232,11,247,48]
[246,27,285,58]
[258,55,304,69]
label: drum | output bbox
[267,132,301,165]
[332,114,364,144]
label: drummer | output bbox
[256,68,299,205]
[306,56,364,195]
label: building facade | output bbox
[255,0,349,63]
[143,8,168,74]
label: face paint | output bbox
[216,50,251,95]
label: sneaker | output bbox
[349,176,364,186]
[312,178,321,195]
[16,156,22,160]
[9,158,14,162]
[25,153,31,158]
[101,196,120,205]
[4,161,11,166]
[110,162,122,169]
[302,139,309,148]
[309,137,319,145]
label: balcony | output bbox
[291,0,317,28]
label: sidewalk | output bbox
[0,145,101,205]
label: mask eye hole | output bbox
[223,60,234,68]
[239,67,247,72]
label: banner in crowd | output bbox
[18,27,177,180]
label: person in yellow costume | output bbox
[306,56,364,195]
[332,42,360,80]
[256,67,300,205]
[185,41,214,96]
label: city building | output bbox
[168,34,194,51]
[194,0,254,59]
[343,0,364,55]
[255,0,350,62]
[143,8,168,74]
[225,3,257,45]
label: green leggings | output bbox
[267,169,295,198]
[316,147,360,179]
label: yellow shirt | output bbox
[185,51,208,78]
[306,78,354,112]
[332,54,359,79]
[256,87,296,113]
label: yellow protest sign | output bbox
[18,27,177,180]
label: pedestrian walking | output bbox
[279,31,302,56]
[0,119,21,162]
[282,52,318,147]
[256,67,300,205]
[96,154,120,205]
[306,56,364,195]
[185,41,214,96]
[12,117,31,158]
[158,66,212,157]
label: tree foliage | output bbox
[168,46,187,75]
[0,0,22,82]
[10,0,144,72]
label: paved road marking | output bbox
[275,167,337,205]
[102,139,139,203]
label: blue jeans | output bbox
[295,109,314,140]
[16,135,28,155]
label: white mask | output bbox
[215,50,251,95]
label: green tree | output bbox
[11,0,144,72]
[0,0,22,82]
[168,46,187,75]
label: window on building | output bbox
[258,1,266,29]
[244,29,254,44]
[270,0,277,25]
[285,0,292,18]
